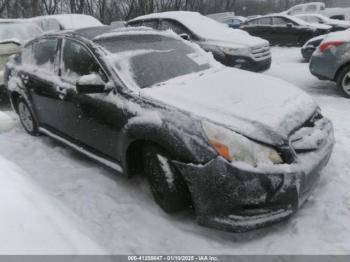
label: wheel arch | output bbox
[334,61,350,82]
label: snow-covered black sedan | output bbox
[5,26,334,232]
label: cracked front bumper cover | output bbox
[173,121,334,232]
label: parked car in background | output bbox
[110,21,126,28]
[5,26,334,232]
[30,14,103,32]
[241,14,331,46]
[128,11,271,72]
[282,2,326,16]
[0,21,42,89]
[310,30,350,97]
[301,34,326,61]
[207,12,246,29]
[281,1,350,20]
[295,14,350,32]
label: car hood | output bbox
[141,67,318,146]
[308,23,332,30]
[204,29,269,48]
[329,19,350,27]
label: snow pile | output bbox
[0,111,15,133]
[0,156,104,254]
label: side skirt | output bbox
[38,127,123,173]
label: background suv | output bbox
[128,11,271,72]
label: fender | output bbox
[119,109,217,176]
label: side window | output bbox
[305,4,318,12]
[272,17,288,25]
[62,39,106,82]
[288,6,303,15]
[32,38,59,72]
[128,21,142,27]
[256,17,272,25]
[43,19,61,32]
[160,20,191,35]
[141,20,159,29]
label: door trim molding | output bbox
[39,127,124,173]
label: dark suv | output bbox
[5,26,334,232]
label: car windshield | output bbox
[0,22,42,43]
[96,34,211,88]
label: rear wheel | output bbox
[143,144,191,213]
[337,66,350,98]
[18,99,39,136]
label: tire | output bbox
[17,99,39,136]
[337,66,350,98]
[143,144,191,213]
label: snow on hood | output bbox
[141,67,318,146]
[131,11,269,48]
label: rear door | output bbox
[270,17,296,45]
[20,37,62,127]
[242,17,273,42]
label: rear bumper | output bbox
[173,119,334,232]
[309,52,338,81]
[221,55,271,72]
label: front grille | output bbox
[251,45,271,61]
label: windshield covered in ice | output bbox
[95,34,211,88]
[0,23,42,43]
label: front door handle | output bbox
[56,86,67,99]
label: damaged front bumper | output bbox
[173,119,335,232]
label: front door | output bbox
[55,38,127,161]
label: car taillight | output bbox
[319,41,345,53]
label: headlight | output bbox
[202,121,283,166]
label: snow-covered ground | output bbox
[0,47,349,254]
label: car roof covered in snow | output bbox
[40,26,176,42]
[30,14,103,30]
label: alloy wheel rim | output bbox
[342,72,350,96]
[19,103,34,132]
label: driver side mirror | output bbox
[179,33,191,41]
[76,73,106,94]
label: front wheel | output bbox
[143,144,191,213]
[18,99,39,136]
[337,66,350,98]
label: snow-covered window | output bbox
[305,4,318,12]
[288,6,303,15]
[32,38,59,73]
[61,39,106,83]
[160,20,192,36]
[141,20,159,29]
